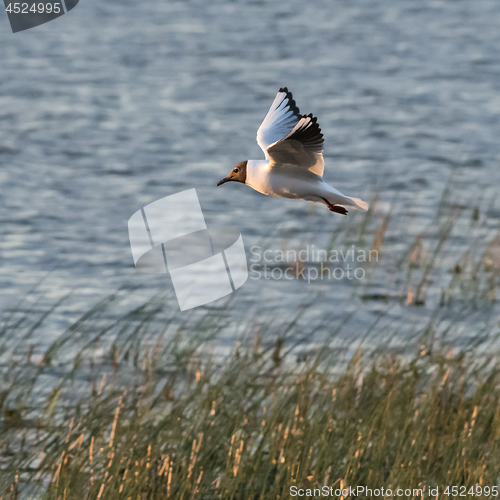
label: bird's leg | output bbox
[320,198,348,215]
[329,205,348,215]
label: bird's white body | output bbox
[246,159,367,209]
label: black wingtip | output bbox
[287,113,324,151]
[277,87,301,119]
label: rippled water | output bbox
[1,0,500,356]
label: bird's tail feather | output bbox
[348,197,369,211]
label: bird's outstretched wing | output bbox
[266,113,325,177]
[256,87,302,159]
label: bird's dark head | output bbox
[217,161,247,186]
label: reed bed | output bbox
[2,332,500,499]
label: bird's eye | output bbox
[234,167,240,173]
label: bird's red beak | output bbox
[217,177,230,186]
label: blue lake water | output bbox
[1,0,500,359]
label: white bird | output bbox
[217,87,368,215]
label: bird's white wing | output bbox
[256,87,302,159]
[267,113,325,177]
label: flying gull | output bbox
[217,87,368,215]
